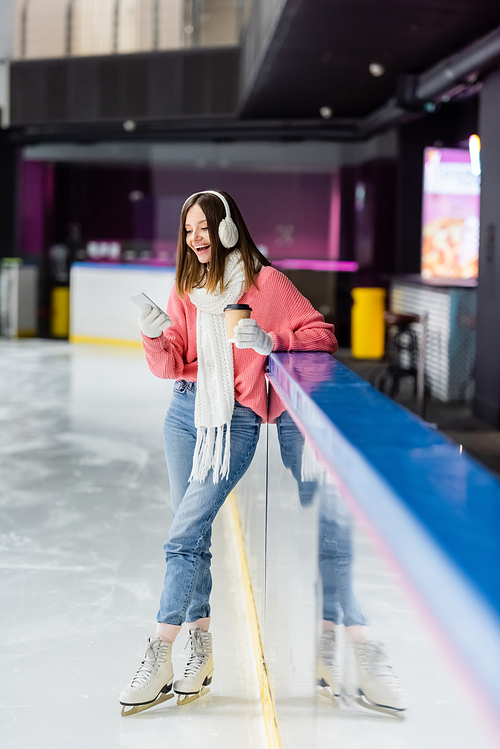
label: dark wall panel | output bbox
[212,53,239,114]
[148,55,180,118]
[68,58,100,121]
[14,63,47,123]
[181,54,207,115]
[98,58,126,119]
[46,61,68,121]
[0,131,17,258]
[10,48,240,126]
[474,71,500,426]
[125,56,149,118]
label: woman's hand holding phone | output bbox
[139,305,172,338]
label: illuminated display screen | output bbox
[421,146,480,280]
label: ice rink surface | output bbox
[1,339,498,749]
[0,340,266,749]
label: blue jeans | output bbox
[158,381,262,625]
[275,411,366,627]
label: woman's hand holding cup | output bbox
[232,318,273,355]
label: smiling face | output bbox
[185,203,212,264]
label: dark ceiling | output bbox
[240,0,500,119]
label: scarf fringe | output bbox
[189,424,232,484]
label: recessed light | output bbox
[319,106,333,119]
[369,63,385,77]
[123,120,136,132]
[129,190,144,202]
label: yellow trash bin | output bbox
[351,287,386,359]
[51,286,70,338]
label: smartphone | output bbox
[129,292,165,314]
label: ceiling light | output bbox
[123,120,136,132]
[129,190,144,202]
[319,106,333,119]
[369,63,385,77]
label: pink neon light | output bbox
[328,172,341,259]
[273,259,359,272]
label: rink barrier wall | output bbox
[267,352,500,734]
[227,492,282,749]
[69,262,176,345]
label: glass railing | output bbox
[235,351,500,748]
[14,0,250,59]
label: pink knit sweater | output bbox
[141,266,338,423]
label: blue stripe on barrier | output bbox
[71,262,175,271]
[268,352,500,717]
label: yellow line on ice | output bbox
[227,491,282,749]
[69,334,143,348]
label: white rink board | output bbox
[70,263,176,341]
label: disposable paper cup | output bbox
[224,304,252,341]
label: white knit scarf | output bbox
[188,251,246,483]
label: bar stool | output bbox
[370,311,429,415]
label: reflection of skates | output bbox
[353,641,406,712]
[174,629,214,706]
[317,630,341,698]
[120,637,174,716]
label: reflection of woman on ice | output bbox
[119,190,337,715]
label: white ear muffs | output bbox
[182,190,239,249]
[218,215,239,248]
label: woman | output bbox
[119,190,337,715]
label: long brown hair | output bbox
[175,190,271,298]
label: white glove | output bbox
[139,305,171,338]
[233,318,273,355]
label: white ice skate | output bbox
[174,628,214,706]
[120,637,175,716]
[353,640,406,712]
[317,630,341,699]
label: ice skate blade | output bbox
[120,691,174,717]
[176,686,210,706]
[356,690,406,718]
[318,685,341,704]
[317,678,341,703]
